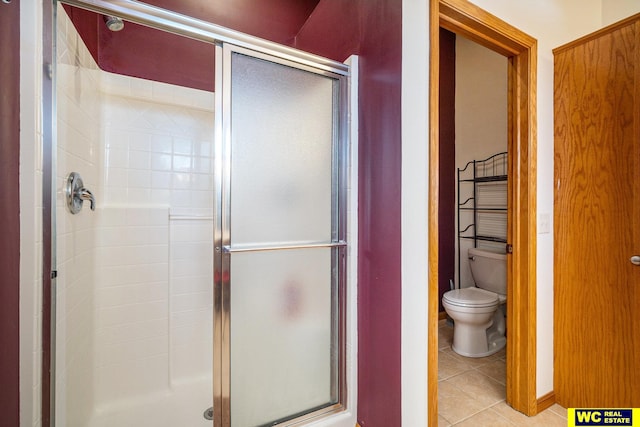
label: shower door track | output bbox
[43,1,351,427]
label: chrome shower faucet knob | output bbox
[65,172,96,214]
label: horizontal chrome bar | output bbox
[222,241,347,254]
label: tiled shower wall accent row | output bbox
[56,8,214,426]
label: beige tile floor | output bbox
[438,319,567,426]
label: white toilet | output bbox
[442,247,507,357]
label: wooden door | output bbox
[554,16,640,407]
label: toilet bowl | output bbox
[442,247,507,357]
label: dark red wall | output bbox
[293,0,360,61]
[64,0,321,91]
[0,0,21,425]
[439,28,456,310]
[297,1,403,425]
[351,4,402,425]
[149,0,320,44]
[99,21,216,92]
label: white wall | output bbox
[19,1,43,426]
[401,0,430,426]
[455,36,507,165]
[602,0,640,26]
[455,36,508,288]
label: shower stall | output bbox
[45,1,354,426]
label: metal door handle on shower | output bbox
[65,172,96,214]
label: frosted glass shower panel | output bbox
[230,52,336,244]
[230,249,336,426]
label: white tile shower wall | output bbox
[99,72,214,212]
[55,7,101,426]
[93,207,170,407]
[169,219,214,383]
[99,72,215,393]
[57,7,215,425]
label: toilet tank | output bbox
[468,247,507,295]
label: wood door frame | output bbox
[428,0,538,424]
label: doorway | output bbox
[428,0,538,423]
[437,28,510,423]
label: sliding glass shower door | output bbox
[47,2,349,425]
[215,45,348,426]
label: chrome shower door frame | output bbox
[216,43,349,426]
[44,1,351,426]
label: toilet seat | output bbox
[443,287,498,308]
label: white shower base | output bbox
[88,377,213,427]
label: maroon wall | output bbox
[64,0,321,91]
[0,0,21,425]
[297,1,403,425]
[439,28,456,310]
[99,21,216,92]
[293,0,360,61]
[350,4,402,425]
[149,0,320,44]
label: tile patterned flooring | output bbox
[438,320,567,426]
